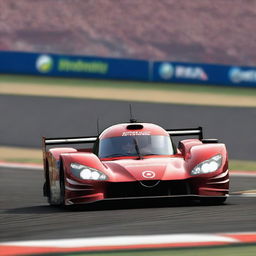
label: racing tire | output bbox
[48,173,57,206]
[200,197,227,205]
[48,161,65,206]
[43,161,50,197]
[46,162,57,206]
[59,164,66,206]
[48,179,55,205]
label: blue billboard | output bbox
[153,61,256,88]
[0,51,149,81]
[1,51,256,88]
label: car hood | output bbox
[103,156,189,182]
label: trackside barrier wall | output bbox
[0,51,256,87]
[153,61,256,88]
[0,51,149,81]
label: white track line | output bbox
[0,234,239,248]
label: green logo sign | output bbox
[58,59,109,74]
[36,55,53,73]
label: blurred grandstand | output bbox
[0,0,255,66]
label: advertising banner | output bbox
[1,51,256,87]
[153,61,256,88]
[0,51,149,81]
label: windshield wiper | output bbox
[133,138,143,160]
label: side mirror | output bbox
[178,139,203,159]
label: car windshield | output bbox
[98,135,174,158]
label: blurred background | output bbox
[1,0,256,65]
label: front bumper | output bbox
[64,178,229,205]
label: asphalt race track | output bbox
[0,94,256,160]
[0,166,256,243]
[0,94,256,246]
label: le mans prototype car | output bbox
[42,122,229,206]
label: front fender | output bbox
[60,153,109,180]
[185,143,228,177]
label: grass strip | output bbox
[1,79,256,107]
[229,160,256,171]
[1,74,256,96]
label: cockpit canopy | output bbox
[98,134,174,158]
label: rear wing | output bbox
[42,136,97,166]
[42,135,97,151]
[166,127,203,140]
[43,136,97,146]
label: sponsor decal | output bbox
[36,55,53,73]
[122,131,151,136]
[159,62,174,79]
[229,67,256,83]
[142,170,156,179]
[58,59,109,74]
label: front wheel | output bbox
[200,197,227,205]
[48,163,66,206]
[59,166,66,206]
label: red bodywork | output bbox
[42,123,229,206]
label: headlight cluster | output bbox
[70,163,108,180]
[191,154,222,175]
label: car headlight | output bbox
[191,154,222,175]
[70,163,108,180]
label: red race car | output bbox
[42,122,229,206]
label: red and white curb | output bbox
[1,233,256,256]
[0,161,42,170]
[230,170,256,177]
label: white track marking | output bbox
[0,162,43,170]
[230,172,256,177]
[0,234,239,248]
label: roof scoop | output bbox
[126,124,144,130]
